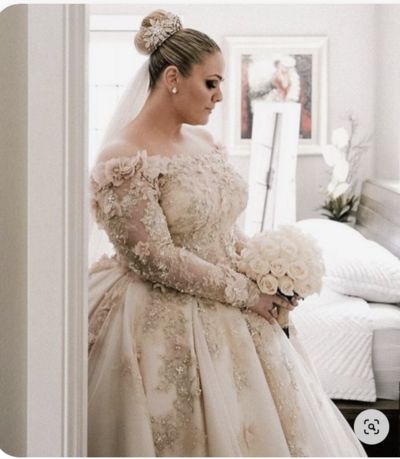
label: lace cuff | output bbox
[223,268,261,309]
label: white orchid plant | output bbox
[320,115,370,223]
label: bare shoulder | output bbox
[96,139,141,164]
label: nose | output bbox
[212,86,223,103]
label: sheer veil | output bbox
[88,59,150,267]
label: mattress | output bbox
[368,302,400,400]
[290,288,400,402]
[289,286,377,402]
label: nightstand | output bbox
[333,398,399,457]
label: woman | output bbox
[88,10,366,457]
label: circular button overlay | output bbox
[354,409,390,445]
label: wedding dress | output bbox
[88,142,367,457]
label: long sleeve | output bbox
[90,154,261,309]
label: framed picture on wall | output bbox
[223,36,328,155]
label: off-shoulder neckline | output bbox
[90,144,227,192]
[93,143,224,168]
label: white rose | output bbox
[310,260,322,273]
[299,248,313,264]
[313,276,323,294]
[257,229,274,240]
[270,258,288,278]
[258,274,278,295]
[278,275,295,296]
[294,279,314,298]
[249,257,271,275]
[260,240,280,261]
[279,237,298,259]
[236,258,250,275]
[278,227,296,240]
[287,260,309,280]
[241,246,258,261]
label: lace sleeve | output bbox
[90,153,261,309]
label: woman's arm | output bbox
[92,156,261,310]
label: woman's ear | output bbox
[162,65,180,91]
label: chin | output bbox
[201,114,211,125]
[186,117,209,126]
[182,109,211,125]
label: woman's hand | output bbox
[289,292,301,306]
[249,292,297,324]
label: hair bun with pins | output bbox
[134,10,183,55]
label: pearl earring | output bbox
[171,87,177,94]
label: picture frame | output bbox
[223,36,328,155]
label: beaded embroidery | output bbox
[90,147,261,311]
[245,314,307,456]
[87,144,312,456]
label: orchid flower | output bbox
[331,127,349,149]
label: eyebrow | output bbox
[207,74,225,81]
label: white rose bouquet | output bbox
[235,225,325,327]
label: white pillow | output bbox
[295,219,400,303]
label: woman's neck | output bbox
[135,91,184,142]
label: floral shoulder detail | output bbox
[89,149,171,226]
[90,150,151,193]
[89,149,172,195]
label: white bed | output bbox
[289,178,400,403]
[369,302,400,400]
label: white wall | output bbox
[90,3,378,220]
[0,4,28,457]
[1,5,88,456]
[375,5,400,179]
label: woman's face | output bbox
[173,51,225,125]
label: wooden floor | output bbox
[333,398,400,457]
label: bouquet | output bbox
[235,225,325,327]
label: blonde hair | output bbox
[134,10,221,90]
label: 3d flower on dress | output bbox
[90,151,147,190]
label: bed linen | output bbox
[368,302,400,400]
[289,285,376,402]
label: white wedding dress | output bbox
[88,142,367,457]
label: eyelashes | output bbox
[206,80,218,89]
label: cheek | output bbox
[176,82,211,122]
[189,83,210,106]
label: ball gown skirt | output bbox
[88,258,367,457]
[88,146,367,456]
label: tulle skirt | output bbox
[88,258,367,457]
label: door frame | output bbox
[27,5,88,456]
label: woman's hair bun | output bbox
[134,10,183,55]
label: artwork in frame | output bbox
[223,36,328,155]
